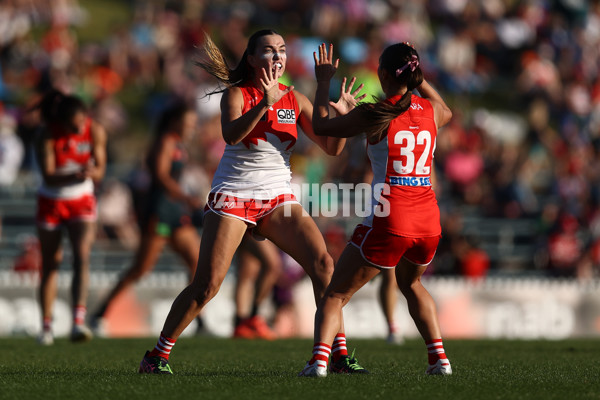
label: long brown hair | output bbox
[196,29,280,94]
[36,89,87,125]
[356,43,424,142]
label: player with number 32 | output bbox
[299,42,454,377]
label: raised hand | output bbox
[259,67,294,107]
[313,43,339,82]
[330,76,366,116]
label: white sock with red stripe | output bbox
[43,317,52,333]
[426,339,448,365]
[332,333,348,362]
[148,332,177,360]
[73,305,86,326]
[309,342,331,369]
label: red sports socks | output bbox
[426,339,448,365]
[332,333,348,362]
[309,342,331,369]
[148,332,177,360]
[73,305,86,326]
[42,317,52,332]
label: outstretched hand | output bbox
[330,77,366,116]
[259,67,294,107]
[313,43,339,82]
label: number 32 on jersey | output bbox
[392,130,435,176]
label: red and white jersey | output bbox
[38,117,95,199]
[365,94,441,237]
[211,83,299,199]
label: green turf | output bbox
[2,337,599,400]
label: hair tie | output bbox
[395,55,419,77]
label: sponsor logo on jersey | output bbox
[76,142,91,153]
[389,176,431,186]
[276,109,296,124]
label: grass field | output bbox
[2,337,599,400]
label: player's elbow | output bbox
[312,117,331,137]
[440,108,453,127]
[222,133,240,146]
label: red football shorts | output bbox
[37,194,97,230]
[349,224,440,268]
[204,192,299,225]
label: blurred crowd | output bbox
[0,0,599,280]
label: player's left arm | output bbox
[88,120,107,183]
[295,90,346,156]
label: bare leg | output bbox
[379,268,402,343]
[235,242,260,320]
[170,225,204,331]
[66,221,96,311]
[251,239,281,308]
[161,212,247,339]
[314,245,380,347]
[236,237,282,318]
[38,228,63,328]
[257,204,333,303]
[233,237,281,338]
[395,258,441,341]
[170,225,201,277]
[395,257,451,374]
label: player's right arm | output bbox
[417,79,452,129]
[221,67,293,146]
[220,87,266,145]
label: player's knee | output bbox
[40,264,59,279]
[71,251,90,266]
[312,251,334,283]
[192,277,223,305]
[325,290,351,306]
[397,278,420,296]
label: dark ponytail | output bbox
[37,89,87,125]
[196,29,280,94]
[356,43,423,142]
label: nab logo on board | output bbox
[277,109,296,124]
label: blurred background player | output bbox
[299,42,452,377]
[379,269,403,344]
[233,235,281,340]
[91,100,205,334]
[35,89,107,345]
